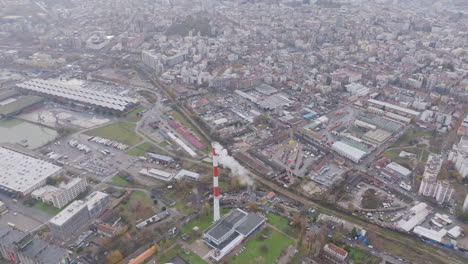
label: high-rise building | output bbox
[418,178,454,204]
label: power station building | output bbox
[203,208,265,261]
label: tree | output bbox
[202,202,211,216]
[351,227,358,238]
[105,250,123,264]
[438,168,448,180]
[231,177,241,191]
[247,201,258,212]
[153,244,160,257]
[326,76,332,85]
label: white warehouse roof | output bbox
[386,162,412,177]
[413,226,447,243]
[331,141,367,163]
[0,147,62,194]
[17,79,138,112]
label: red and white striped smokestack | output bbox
[212,147,221,222]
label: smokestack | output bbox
[212,147,221,222]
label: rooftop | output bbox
[0,147,62,194]
[49,200,88,227]
[17,79,138,111]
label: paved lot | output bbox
[0,211,43,232]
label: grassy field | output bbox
[126,106,147,122]
[30,200,61,215]
[127,142,165,156]
[85,122,142,146]
[117,190,155,231]
[228,227,294,264]
[158,245,207,264]
[266,213,290,231]
[110,175,147,188]
[159,141,170,147]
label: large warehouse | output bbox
[0,147,63,196]
[17,79,139,113]
[331,141,367,163]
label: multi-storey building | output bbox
[48,200,90,241]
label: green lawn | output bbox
[158,245,207,264]
[266,213,289,231]
[228,228,294,264]
[126,106,147,122]
[159,141,169,147]
[30,200,61,215]
[127,142,165,156]
[85,122,142,146]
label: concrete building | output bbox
[368,99,420,117]
[418,178,454,204]
[139,168,175,182]
[0,224,68,264]
[318,243,348,264]
[141,50,164,74]
[463,195,468,212]
[0,147,63,196]
[448,137,468,178]
[396,202,432,232]
[17,79,139,113]
[52,178,87,208]
[203,208,265,261]
[362,129,392,145]
[48,200,89,241]
[85,191,110,218]
[345,83,369,97]
[385,162,412,179]
[331,141,367,163]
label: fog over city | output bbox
[0,1,467,264]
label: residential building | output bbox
[418,178,454,204]
[448,137,468,178]
[52,178,88,208]
[317,243,348,264]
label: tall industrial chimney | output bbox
[212,147,220,222]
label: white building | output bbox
[418,178,454,204]
[345,83,369,97]
[52,178,88,208]
[48,200,90,241]
[85,191,110,218]
[463,195,468,212]
[448,137,468,178]
[0,147,63,196]
[331,141,367,163]
[141,50,164,74]
[139,168,175,182]
[396,202,432,232]
[413,226,447,243]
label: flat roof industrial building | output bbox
[17,79,139,113]
[0,147,63,195]
[203,208,265,261]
